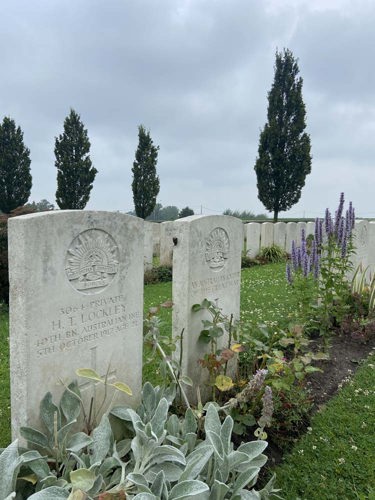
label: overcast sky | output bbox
[1,0,374,218]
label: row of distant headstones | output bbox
[150,219,375,270]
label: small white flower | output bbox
[351,445,358,451]
[338,458,345,465]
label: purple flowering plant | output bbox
[287,193,356,333]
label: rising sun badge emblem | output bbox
[205,227,230,271]
[65,229,119,294]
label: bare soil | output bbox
[307,331,375,410]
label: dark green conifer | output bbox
[254,49,312,222]
[0,117,32,213]
[55,109,97,209]
[132,125,160,219]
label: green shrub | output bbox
[241,255,263,268]
[144,265,172,285]
[258,245,287,264]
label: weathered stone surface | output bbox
[285,222,298,253]
[160,221,175,266]
[351,220,369,276]
[151,222,161,257]
[172,215,242,402]
[246,223,261,258]
[306,221,315,238]
[273,222,286,250]
[144,221,153,271]
[260,222,274,249]
[368,221,375,275]
[9,211,144,439]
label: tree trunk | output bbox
[273,210,279,222]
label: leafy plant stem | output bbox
[156,341,190,409]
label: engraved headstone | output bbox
[172,215,242,402]
[9,211,144,439]
[260,222,274,248]
[285,222,298,253]
[273,222,286,250]
[246,223,261,258]
[144,221,153,271]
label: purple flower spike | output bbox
[286,263,293,284]
[258,386,274,428]
[311,239,318,268]
[302,252,310,277]
[334,192,345,235]
[341,237,347,258]
[314,218,320,246]
[297,247,302,267]
[301,229,307,255]
[337,217,345,244]
[345,210,351,236]
[313,258,320,280]
[325,208,333,237]
[291,240,299,271]
[348,201,355,230]
[318,219,323,246]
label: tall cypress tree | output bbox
[254,49,312,222]
[55,109,97,209]
[132,125,160,219]
[0,117,32,213]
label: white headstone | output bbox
[285,222,298,253]
[352,220,369,274]
[144,221,153,271]
[160,221,175,266]
[243,223,247,252]
[368,221,375,276]
[9,211,144,439]
[151,222,161,257]
[172,215,242,402]
[306,221,315,238]
[246,223,261,258]
[273,222,286,250]
[260,222,274,248]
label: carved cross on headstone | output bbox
[78,345,117,394]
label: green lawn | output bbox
[274,353,375,499]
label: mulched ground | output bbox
[307,331,375,409]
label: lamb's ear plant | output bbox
[4,380,281,498]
